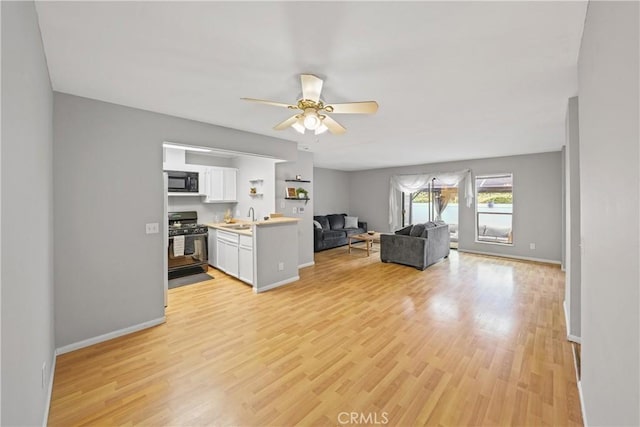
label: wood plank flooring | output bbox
[48,249,582,426]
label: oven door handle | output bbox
[169,233,208,239]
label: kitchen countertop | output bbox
[205,217,300,236]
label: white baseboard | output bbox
[55,317,166,355]
[298,261,315,269]
[578,380,587,426]
[254,276,300,293]
[458,249,561,265]
[568,334,582,344]
[42,350,57,426]
[563,301,582,344]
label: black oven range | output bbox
[168,211,208,278]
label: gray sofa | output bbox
[313,213,368,252]
[380,222,450,270]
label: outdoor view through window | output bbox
[475,174,513,244]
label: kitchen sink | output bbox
[222,224,252,230]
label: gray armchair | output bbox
[380,222,450,270]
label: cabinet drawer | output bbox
[239,234,253,248]
[217,230,239,243]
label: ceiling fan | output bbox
[242,74,378,135]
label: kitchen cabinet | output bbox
[216,230,239,277]
[238,235,254,284]
[203,167,237,203]
[207,228,217,267]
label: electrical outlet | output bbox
[530,243,536,250]
[292,207,297,214]
[145,223,159,234]
[298,207,305,213]
[278,262,284,271]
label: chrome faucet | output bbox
[248,207,255,222]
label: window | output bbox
[403,182,459,227]
[475,174,513,244]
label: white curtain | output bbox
[388,169,473,231]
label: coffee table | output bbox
[348,232,382,256]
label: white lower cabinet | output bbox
[238,235,254,285]
[216,230,239,277]
[208,228,217,267]
[215,230,253,284]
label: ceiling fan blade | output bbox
[241,98,296,109]
[322,115,346,135]
[300,74,323,103]
[273,115,300,130]
[326,101,379,114]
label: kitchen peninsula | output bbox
[206,217,300,293]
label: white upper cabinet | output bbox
[223,168,237,201]
[203,167,237,203]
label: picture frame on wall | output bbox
[286,187,297,198]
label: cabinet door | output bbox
[208,168,224,201]
[208,229,217,267]
[238,235,253,284]
[225,241,239,278]
[223,168,237,201]
[216,237,226,271]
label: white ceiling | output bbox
[35,1,587,171]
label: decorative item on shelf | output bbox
[296,187,309,199]
[286,187,297,198]
[295,174,302,180]
[250,187,257,195]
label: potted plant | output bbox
[296,187,308,199]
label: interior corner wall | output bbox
[275,151,314,267]
[313,167,350,215]
[1,1,55,425]
[349,152,563,262]
[564,96,581,339]
[578,2,640,425]
[53,93,297,349]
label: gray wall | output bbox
[564,97,581,339]
[578,2,639,425]
[276,151,314,267]
[1,2,55,424]
[313,167,350,215]
[349,152,563,262]
[53,93,297,348]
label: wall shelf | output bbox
[285,179,311,183]
[285,197,310,201]
[249,178,264,199]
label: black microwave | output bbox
[167,171,199,193]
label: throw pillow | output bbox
[344,216,358,228]
[395,225,413,235]
[409,223,426,237]
[313,220,322,229]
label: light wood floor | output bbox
[48,249,582,426]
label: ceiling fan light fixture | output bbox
[303,108,321,130]
[292,118,305,134]
[315,123,328,135]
